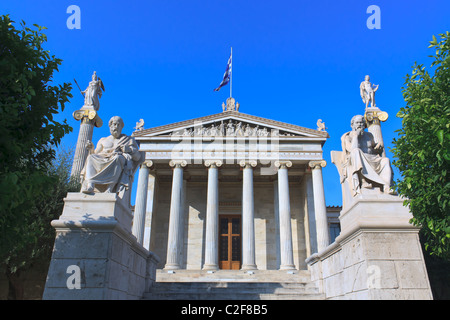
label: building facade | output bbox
[131,98,333,272]
[42,96,433,300]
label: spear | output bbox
[73,78,84,97]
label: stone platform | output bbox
[306,195,433,300]
[43,193,159,300]
[155,269,311,282]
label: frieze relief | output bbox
[168,119,297,138]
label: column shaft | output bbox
[143,173,156,251]
[277,163,296,270]
[240,161,257,270]
[132,161,152,245]
[309,161,330,252]
[203,161,221,270]
[367,122,386,157]
[165,161,186,270]
[71,119,94,179]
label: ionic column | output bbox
[365,108,389,157]
[143,173,157,251]
[275,161,296,270]
[164,160,187,270]
[203,160,223,270]
[132,160,153,245]
[308,160,330,252]
[70,109,102,180]
[240,160,258,270]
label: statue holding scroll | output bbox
[81,116,141,194]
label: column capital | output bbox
[141,160,154,169]
[204,159,223,168]
[239,160,257,168]
[275,160,292,169]
[364,107,389,124]
[308,160,327,170]
[73,109,102,127]
[169,160,187,168]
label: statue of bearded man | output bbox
[341,115,393,196]
[81,116,141,194]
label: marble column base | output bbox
[202,264,219,271]
[241,264,258,271]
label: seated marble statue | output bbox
[341,115,393,196]
[81,116,141,194]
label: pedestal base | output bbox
[43,192,160,300]
[306,195,433,300]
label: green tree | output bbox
[0,15,73,269]
[3,147,80,299]
[392,32,450,260]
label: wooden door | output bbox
[219,215,241,270]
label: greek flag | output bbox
[214,52,232,92]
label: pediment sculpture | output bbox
[169,119,297,138]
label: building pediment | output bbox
[133,110,329,140]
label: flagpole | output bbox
[230,47,232,98]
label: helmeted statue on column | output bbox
[80,116,142,194]
[340,115,393,196]
[82,71,105,111]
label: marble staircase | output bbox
[143,270,325,300]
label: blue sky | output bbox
[2,0,449,206]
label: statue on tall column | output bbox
[80,116,142,194]
[82,71,105,111]
[360,75,379,109]
[340,115,393,196]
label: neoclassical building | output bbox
[43,77,432,300]
[131,98,333,272]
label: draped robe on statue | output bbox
[341,130,392,195]
[83,80,102,110]
[81,134,141,193]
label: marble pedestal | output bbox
[306,195,433,300]
[43,193,160,300]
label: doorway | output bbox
[218,215,241,270]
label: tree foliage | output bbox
[3,147,80,299]
[392,32,450,259]
[4,147,79,271]
[0,15,73,261]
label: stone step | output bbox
[155,269,312,283]
[150,282,319,294]
[143,291,325,300]
[144,283,324,300]
[144,270,325,300]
